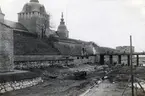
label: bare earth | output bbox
[80,80,131,96]
[1,64,99,96]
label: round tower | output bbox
[18,0,50,38]
[57,12,69,38]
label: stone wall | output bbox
[0,77,43,94]
[71,56,97,65]
[14,55,98,69]
[53,42,82,55]
[14,59,74,69]
[14,55,64,61]
[0,23,14,72]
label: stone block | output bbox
[5,86,13,92]
[0,89,5,93]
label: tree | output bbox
[37,17,49,38]
[37,13,55,39]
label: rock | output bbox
[5,86,13,92]
[0,89,5,93]
[16,83,20,87]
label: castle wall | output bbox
[14,55,98,70]
[0,23,14,72]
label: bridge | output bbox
[96,52,145,66]
[73,52,145,66]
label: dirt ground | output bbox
[1,64,103,96]
[80,80,131,96]
[2,79,91,96]
[2,64,145,96]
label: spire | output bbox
[30,0,39,3]
[61,12,64,19]
[60,12,65,24]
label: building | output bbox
[116,46,135,53]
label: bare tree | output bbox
[37,13,56,39]
[37,17,49,38]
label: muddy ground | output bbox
[2,64,145,96]
[1,63,105,96]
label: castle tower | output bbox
[57,12,69,38]
[18,0,50,38]
[0,7,5,23]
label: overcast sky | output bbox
[0,0,145,52]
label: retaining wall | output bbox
[0,77,43,94]
[14,55,98,69]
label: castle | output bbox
[1,0,69,39]
[0,0,98,72]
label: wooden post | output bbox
[136,55,139,66]
[127,55,130,66]
[109,55,113,64]
[130,35,134,96]
[118,55,122,64]
[100,55,104,65]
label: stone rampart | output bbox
[0,77,43,94]
[14,55,98,69]
[14,55,65,61]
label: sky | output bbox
[0,0,145,52]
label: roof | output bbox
[20,1,47,14]
[4,20,28,31]
[0,22,11,29]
